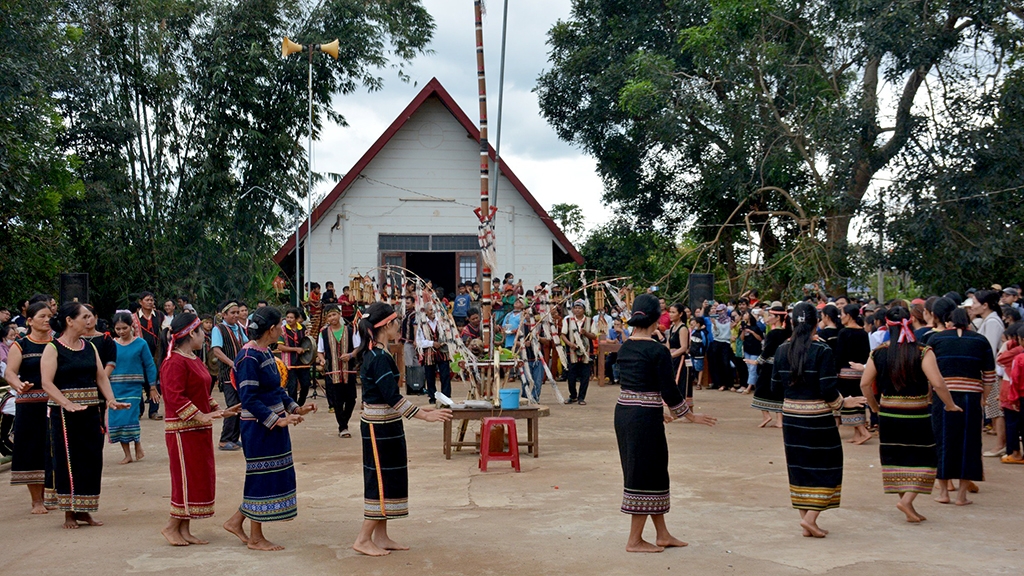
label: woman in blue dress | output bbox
[222,306,317,551]
[109,311,159,464]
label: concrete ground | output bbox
[1,379,1020,575]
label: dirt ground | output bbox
[2,379,1020,575]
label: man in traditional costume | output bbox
[211,301,247,451]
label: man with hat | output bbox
[1001,287,1020,311]
[560,299,597,405]
[279,307,312,406]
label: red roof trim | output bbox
[273,77,584,266]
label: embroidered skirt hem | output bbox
[362,418,410,521]
[11,401,48,486]
[615,402,671,515]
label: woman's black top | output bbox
[771,341,841,404]
[818,327,839,353]
[14,337,48,389]
[834,327,870,370]
[617,338,685,409]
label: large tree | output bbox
[4,0,433,312]
[537,0,1023,296]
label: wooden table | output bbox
[596,341,621,386]
[443,405,550,460]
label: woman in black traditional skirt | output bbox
[772,302,865,538]
[352,302,452,557]
[5,302,53,513]
[665,303,692,405]
[859,306,961,522]
[751,302,791,428]
[615,294,716,553]
[40,302,131,529]
[835,304,871,444]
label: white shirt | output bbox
[417,318,440,350]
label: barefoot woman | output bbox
[40,303,131,529]
[223,306,316,551]
[352,302,452,557]
[5,302,53,513]
[859,306,961,522]
[109,311,159,464]
[615,294,716,553]
[751,302,791,428]
[772,302,865,538]
[160,313,240,546]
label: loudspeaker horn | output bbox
[282,36,304,58]
[319,39,339,60]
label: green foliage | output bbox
[549,203,586,241]
[2,0,434,314]
[536,0,1024,297]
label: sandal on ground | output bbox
[578,400,587,406]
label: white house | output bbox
[274,78,583,297]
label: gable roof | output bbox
[273,77,584,266]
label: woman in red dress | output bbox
[159,313,239,546]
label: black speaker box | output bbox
[688,273,715,313]
[60,273,90,304]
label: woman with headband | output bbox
[859,306,960,522]
[159,313,240,546]
[614,294,716,553]
[222,306,316,551]
[352,302,452,557]
[772,302,865,538]
[108,311,159,464]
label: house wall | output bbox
[304,96,560,289]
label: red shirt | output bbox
[658,312,671,331]
[340,295,355,318]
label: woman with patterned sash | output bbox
[40,302,130,530]
[772,302,865,538]
[927,298,996,506]
[109,311,159,464]
[160,313,239,546]
[835,304,872,444]
[222,306,316,551]
[614,294,716,553]
[859,306,961,522]
[352,302,452,557]
[4,302,53,514]
[751,302,791,428]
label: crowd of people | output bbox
[1,278,1021,553]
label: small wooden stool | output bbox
[479,417,520,472]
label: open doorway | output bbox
[406,252,457,299]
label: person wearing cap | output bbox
[560,300,597,405]
[614,294,716,552]
[317,304,357,437]
[751,302,791,428]
[1001,287,1020,310]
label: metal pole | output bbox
[295,221,301,307]
[307,48,314,294]
[491,0,509,208]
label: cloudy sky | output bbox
[311,0,612,240]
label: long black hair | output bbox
[247,306,281,341]
[49,302,86,335]
[949,307,971,331]
[354,302,397,362]
[931,297,958,327]
[786,302,819,386]
[883,307,919,392]
[841,303,863,327]
[821,304,841,328]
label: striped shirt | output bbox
[929,329,997,394]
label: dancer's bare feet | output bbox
[75,512,103,526]
[896,502,923,523]
[626,539,665,553]
[353,538,391,556]
[772,420,783,428]
[135,444,145,461]
[63,513,79,529]
[851,434,871,445]
[964,481,979,493]
[758,416,772,428]
[119,455,133,465]
[655,535,688,547]
[31,502,48,514]
[934,495,950,504]
[373,535,409,551]
[180,528,208,545]
[223,514,249,544]
[799,519,826,538]
[955,498,973,506]
[162,526,190,546]
[247,536,284,551]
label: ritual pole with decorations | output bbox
[473,0,499,405]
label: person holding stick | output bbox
[352,302,452,557]
[317,304,357,438]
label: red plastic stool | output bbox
[479,417,520,472]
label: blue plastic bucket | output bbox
[499,388,521,410]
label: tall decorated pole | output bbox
[473,0,499,405]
